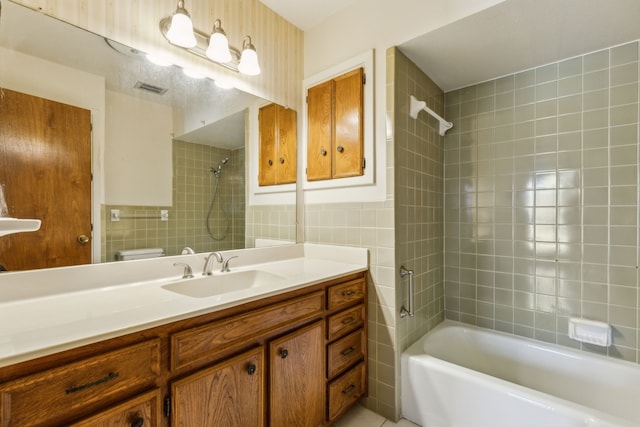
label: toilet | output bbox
[115,248,164,261]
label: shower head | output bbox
[210,158,230,177]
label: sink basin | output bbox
[162,270,285,298]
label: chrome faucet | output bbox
[202,252,223,275]
[221,256,238,273]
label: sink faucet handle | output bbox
[173,262,194,279]
[221,256,239,273]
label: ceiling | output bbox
[262,0,640,92]
[259,0,358,31]
[400,0,640,92]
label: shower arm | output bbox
[409,95,453,136]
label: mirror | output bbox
[0,0,296,271]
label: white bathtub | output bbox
[401,320,640,427]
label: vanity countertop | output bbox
[0,243,368,367]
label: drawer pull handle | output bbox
[342,384,356,395]
[268,159,273,166]
[341,346,355,356]
[342,290,356,297]
[341,316,356,325]
[65,371,119,394]
[247,363,257,375]
[280,349,289,359]
[130,416,144,427]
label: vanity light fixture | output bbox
[165,0,197,48]
[238,36,261,76]
[160,1,261,76]
[206,19,232,63]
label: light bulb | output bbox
[166,1,196,48]
[238,37,261,76]
[206,20,232,63]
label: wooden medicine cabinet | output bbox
[258,103,297,186]
[306,67,364,182]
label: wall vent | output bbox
[134,81,168,95]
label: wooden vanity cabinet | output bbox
[270,321,325,427]
[171,347,266,427]
[325,275,367,423]
[69,389,163,427]
[0,271,367,427]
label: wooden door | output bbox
[277,106,297,184]
[306,80,333,181]
[258,103,277,186]
[0,88,92,270]
[333,68,364,179]
[171,346,265,427]
[270,321,325,427]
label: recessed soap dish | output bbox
[568,317,611,347]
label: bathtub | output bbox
[401,320,640,427]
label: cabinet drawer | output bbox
[328,362,366,422]
[327,329,365,379]
[69,388,162,426]
[327,304,364,341]
[0,339,160,427]
[327,277,365,310]
[171,291,324,370]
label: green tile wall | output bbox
[392,48,446,352]
[102,141,245,261]
[444,41,640,362]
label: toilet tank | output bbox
[116,248,164,261]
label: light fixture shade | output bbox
[238,37,261,76]
[206,20,232,63]
[166,2,196,48]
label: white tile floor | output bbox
[333,404,420,427]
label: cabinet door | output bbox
[307,80,333,181]
[69,389,162,427]
[270,321,325,427]
[258,103,277,186]
[171,347,265,427]
[277,106,297,184]
[333,67,364,179]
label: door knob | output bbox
[77,235,90,245]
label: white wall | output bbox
[104,90,173,206]
[302,0,507,203]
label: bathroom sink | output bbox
[0,218,41,236]
[161,270,285,298]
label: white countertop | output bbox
[0,243,368,367]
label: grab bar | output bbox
[399,265,414,318]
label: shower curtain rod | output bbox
[409,95,453,136]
